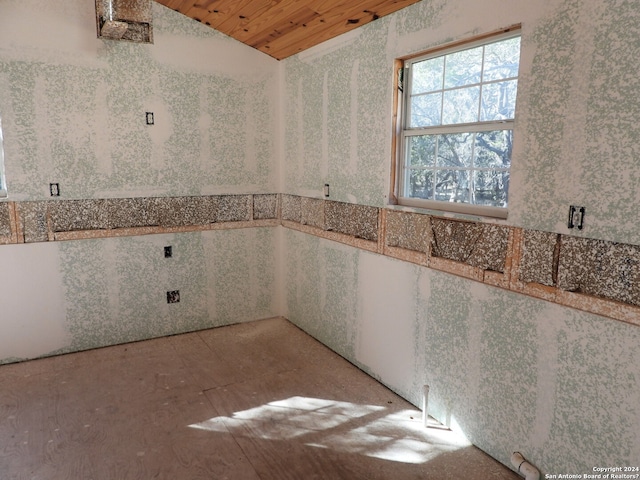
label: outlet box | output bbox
[164,246,172,258]
[166,290,180,304]
[568,205,585,230]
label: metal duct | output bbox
[95,0,153,43]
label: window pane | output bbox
[410,92,442,127]
[442,86,480,124]
[399,33,520,215]
[444,46,483,88]
[435,170,469,203]
[472,170,509,207]
[483,37,521,82]
[408,169,435,199]
[437,133,474,168]
[412,57,444,94]
[480,80,517,121]
[408,135,436,166]
[474,130,512,168]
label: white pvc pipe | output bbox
[422,385,429,427]
[511,452,540,480]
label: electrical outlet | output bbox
[164,246,172,258]
[324,183,330,197]
[49,183,60,197]
[166,290,180,304]
[146,112,154,125]
[568,205,585,230]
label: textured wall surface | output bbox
[253,194,278,220]
[0,202,10,237]
[282,194,640,321]
[0,1,280,362]
[385,210,431,253]
[2,0,640,476]
[57,228,277,353]
[431,219,509,273]
[283,228,640,474]
[510,1,640,244]
[558,236,640,306]
[281,0,640,475]
[0,1,278,200]
[520,230,558,286]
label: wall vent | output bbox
[95,0,153,44]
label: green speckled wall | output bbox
[0,1,278,200]
[0,0,280,360]
[281,0,640,474]
[58,228,277,353]
[2,0,640,475]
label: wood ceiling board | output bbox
[202,0,279,43]
[194,0,217,7]
[162,0,185,9]
[240,0,376,48]
[198,0,264,29]
[183,5,210,22]
[227,1,316,45]
[246,7,321,49]
[257,0,421,59]
[204,0,281,31]
[173,0,198,13]
[154,0,422,60]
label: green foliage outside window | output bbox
[400,33,520,210]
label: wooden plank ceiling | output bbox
[154,0,421,60]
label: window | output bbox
[0,114,6,198]
[394,29,521,218]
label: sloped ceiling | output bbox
[155,0,421,60]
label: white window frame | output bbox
[392,27,521,219]
[0,114,6,198]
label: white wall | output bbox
[281,0,640,474]
[2,0,639,475]
[0,242,67,360]
[0,0,281,360]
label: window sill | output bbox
[397,197,508,220]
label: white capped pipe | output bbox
[511,452,540,480]
[422,385,429,427]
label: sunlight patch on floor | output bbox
[189,396,471,464]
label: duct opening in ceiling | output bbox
[95,0,153,44]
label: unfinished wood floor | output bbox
[0,317,519,480]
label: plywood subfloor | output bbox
[0,317,519,479]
